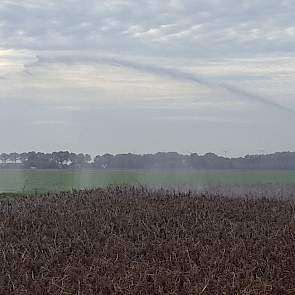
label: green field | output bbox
[0,169,295,193]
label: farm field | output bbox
[1,169,295,193]
[0,187,294,294]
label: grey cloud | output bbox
[0,0,294,57]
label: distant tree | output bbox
[9,152,19,164]
[85,154,92,163]
[52,151,69,167]
[75,153,86,167]
[93,155,101,168]
[0,153,9,165]
[60,151,70,166]
[2,150,295,170]
[140,154,153,169]
[69,153,90,168]
[94,154,114,169]
[25,152,37,168]
[69,153,77,167]
[19,152,28,163]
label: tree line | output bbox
[1,151,295,170]
[0,152,91,169]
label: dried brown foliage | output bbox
[0,187,295,295]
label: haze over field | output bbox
[0,0,295,156]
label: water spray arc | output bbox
[30,55,295,115]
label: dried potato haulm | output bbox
[0,187,294,295]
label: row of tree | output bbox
[1,151,295,170]
[0,152,91,169]
[93,152,295,170]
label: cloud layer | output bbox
[0,0,294,155]
[0,0,295,56]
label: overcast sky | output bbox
[0,0,294,156]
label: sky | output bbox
[0,0,294,157]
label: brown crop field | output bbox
[0,187,295,295]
